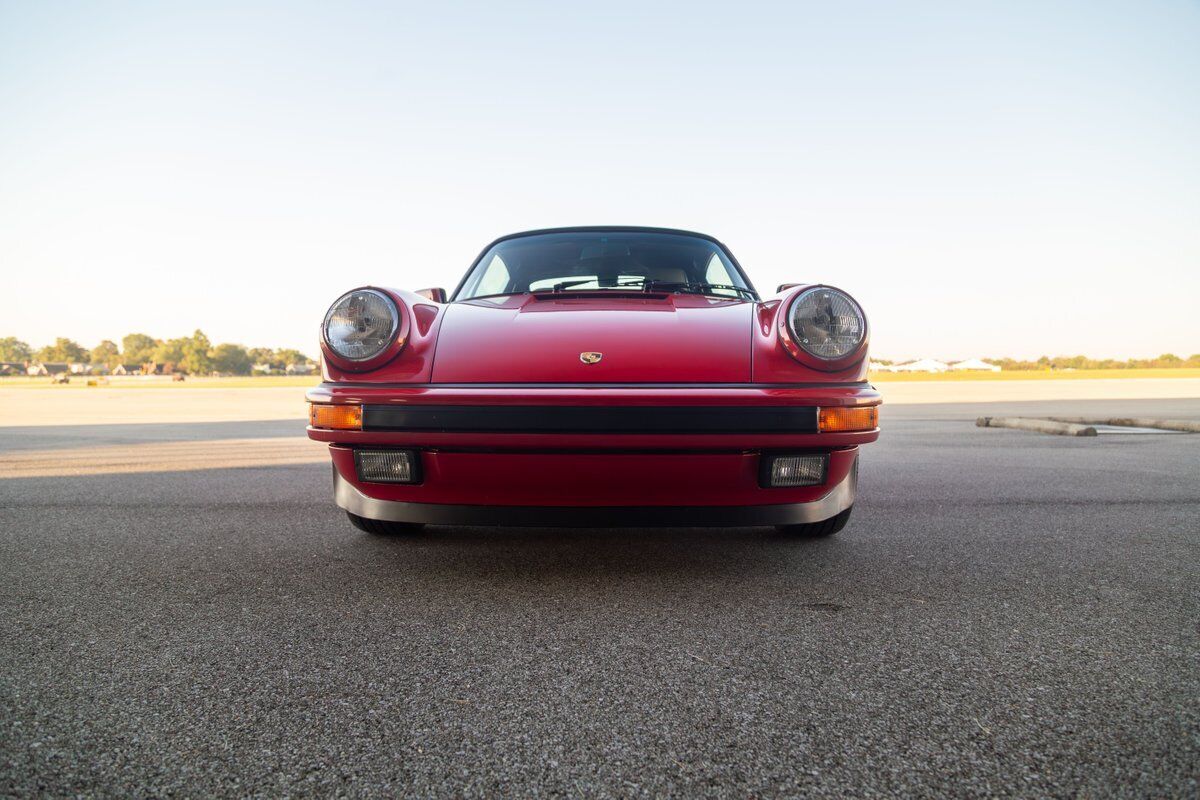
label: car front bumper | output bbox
[307,382,879,526]
[330,458,857,527]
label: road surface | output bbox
[0,394,1197,796]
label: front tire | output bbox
[777,507,852,538]
[346,512,425,536]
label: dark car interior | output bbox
[457,231,756,300]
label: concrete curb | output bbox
[976,417,1098,436]
[1048,417,1200,433]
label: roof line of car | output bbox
[483,225,727,246]
[451,226,759,302]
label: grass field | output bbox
[0,375,319,389]
[1,368,1198,389]
[869,368,1200,382]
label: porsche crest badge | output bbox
[579,352,603,365]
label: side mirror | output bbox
[415,287,448,303]
[776,283,801,293]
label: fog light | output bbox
[818,406,878,433]
[310,403,362,430]
[761,454,828,487]
[355,449,420,484]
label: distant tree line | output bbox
[0,333,313,376]
[984,354,1200,370]
[870,354,1200,370]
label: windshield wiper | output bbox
[628,280,757,300]
[536,278,665,293]
[463,291,529,301]
[545,279,605,292]
[527,278,757,299]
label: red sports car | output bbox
[306,227,880,536]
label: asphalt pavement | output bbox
[1,398,1197,797]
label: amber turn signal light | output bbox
[818,406,878,433]
[310,403,363,430]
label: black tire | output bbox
[346,512,425,535]
[776,507,852,538]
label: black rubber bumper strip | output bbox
[362,405,818,434]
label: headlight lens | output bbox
[788,287,866,360]
[322,289,399,361]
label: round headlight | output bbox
[322,289,399,362]
[788,287,866,360]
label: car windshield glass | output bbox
[455,231,756,301]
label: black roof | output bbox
[461,226,756,299]
[483,225,728,247]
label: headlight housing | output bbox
[786,286,866,363]
[322,289,400,363]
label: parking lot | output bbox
[1,388,1197,796]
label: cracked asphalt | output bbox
[1,396,1197,797]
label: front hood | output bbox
[430,294,753,383]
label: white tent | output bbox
[892,358,950,372]
[948,358,1001,372]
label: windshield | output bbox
[454,231,756,301]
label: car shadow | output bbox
[339,516,847,585]
[0,459,847,587]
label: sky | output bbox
[1,0,1197,361]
